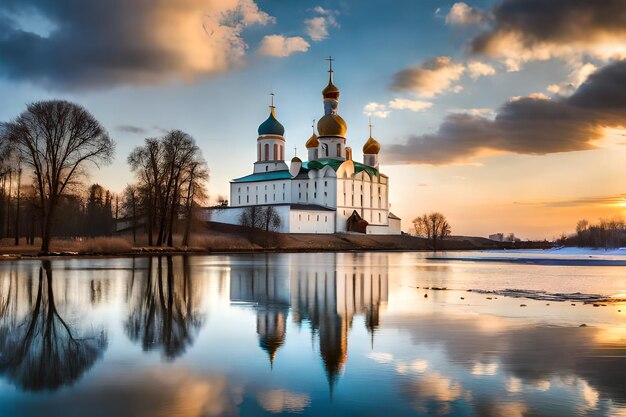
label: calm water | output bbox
[0,252,625,417]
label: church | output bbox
[208,60,401,235]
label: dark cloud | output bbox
[0,0,273,90]
[116,125,148,134]
[514,194,626,209]
[386,60,626,165]
[468,0,626,68]
[390,56,465,98]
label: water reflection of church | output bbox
[229,253,388,391]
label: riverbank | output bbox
[0,223,552,260]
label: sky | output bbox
[0,0,625,239]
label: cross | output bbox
[325,56,334,73]
[368,117,374,137]
[269,92,275,108]
[312,119,316,133]
[294,146,298,158]
[325,56,334,82]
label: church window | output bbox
[256,186,258,190]
[379,213,382,223]
[265,166,268,172]
[324,181,327,187]
[280,145,284,160]
[325,216,328,222]
[283,183,285,189]
[298,183,301,188]
[324,192,327,197]
[378,196,381,207]
[308,215,310,221]
[273,194,276,201]
[306,192,309,200]
[273,144,278,160]
[351,196,354,206]
[246,186,249,192]
[343,193,346,204]
[265,195,267,202]
[257,143,261,160]
[314,192,316,198]
[282,192,285,200]
[273,184,275,190]
[361,196,363,206]
[336,143,341,156]
[256,196,258,203]
[265,185,267,190]
[299,192,301,199]
[238,196,241,204]
[306,183,309,188]
[246,196,249,203]
[299,214,301,221]
[317,215,319,221]
[264,144,269,161]
[314,182,317,190]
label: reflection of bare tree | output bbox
[0,261,107,391]
[125,256,204,359]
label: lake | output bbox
[0,252,625,417]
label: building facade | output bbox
[206,62,401,235]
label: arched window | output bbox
[257,143,261,161]
[280,145,284,160]
[336,143,341,157]
[273,144,278,161]
[264,144,269,161]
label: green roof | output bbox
[302,158,379,177]
[232,170,292,183]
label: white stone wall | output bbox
[318,137,346,159]
[231,180,291,207]
[289,210,336,233]
[335,171,389,229]
[206,205,291,233]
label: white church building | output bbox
[206,61,401,235]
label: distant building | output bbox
[203,60,401,235]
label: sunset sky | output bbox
[1,0,625,239]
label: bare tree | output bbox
[413,212,451,250]
[1,101,114,253]
[128,132,207,247]
[122,185,139,244]
[261,206,282,232]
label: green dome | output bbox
[258,108,285,136]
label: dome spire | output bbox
[326,56,334,84]
[258,92,285,136]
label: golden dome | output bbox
[363,136,381,154]
[317,114,347,137]
[323,81,340,100]
[305,133,319,148]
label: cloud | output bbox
[363,102,391,119]
[364,99,432,118]
[304,7,339,42]
[386,60,626,165]
[389,98,433,112]
[445,2,490,26]
[258,35,310,57]
[391,57,465,98]
[468,0,626,70]
[116,125,148,134]
[0,0,274,89]
[467,61,496,79]
[514,194,626,209]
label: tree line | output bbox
[0,100,208,253]
[559,217,626,249]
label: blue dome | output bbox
[258,108,285,136]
